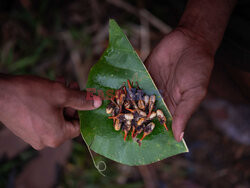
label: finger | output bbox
[64,120,81,139]
[64,89,102,110]
[172,87,207,142]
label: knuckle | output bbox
[52,82,68,104]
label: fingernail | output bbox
[179,132,184,141]
[93,95,102,108]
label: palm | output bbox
[145,29,214,141]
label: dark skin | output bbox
[145,28,213,141]
[0,75,102,150]
[145,0,237,141]
[0,0,237,149]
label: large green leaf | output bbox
[79,19,188,166]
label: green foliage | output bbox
[0,148,37,187]
[59,141,143,188]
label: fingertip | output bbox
[173,130,181,142]
[179,132,184,142]
[64,90,101,110]
[93,95,102,108]
[172,118,184,142]
[174,132,183,142]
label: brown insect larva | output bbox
[147,95,155,118]
[106,80,168,146]
[143,95,149,107]
[114,119,121,131]
[156,109,168,131]
[123,120,132,141]
[140,122,155,141]
[148,111,156,120]
[138,99,145,110]
[106,104,114,114]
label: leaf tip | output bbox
[109,19,118,29]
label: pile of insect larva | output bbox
[106,80,168,146]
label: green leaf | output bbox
[8,55,39,72]
[79,19,188,166]
[8,39,50,73]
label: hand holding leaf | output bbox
[145,27,214,142]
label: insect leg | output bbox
[125,108,136,113]
[124,130,128,141]
[140,132,148,141]
[127,79,132,90]
[163,122,168,131]
[131,126,135,137]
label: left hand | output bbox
[145,27,214,141]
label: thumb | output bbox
[63,89,102,110]
[172,87,206,142]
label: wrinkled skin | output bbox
[0,75,102,150]
[145,27,214,142]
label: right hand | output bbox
[0,75,102,150]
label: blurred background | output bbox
[0,0,250,187]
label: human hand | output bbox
[0,75,102,150]
[145,27,214,142]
